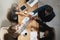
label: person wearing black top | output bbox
[7,3,20,23]
[32,5,55,40]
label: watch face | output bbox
[20,5,26,11]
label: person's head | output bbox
[7,10,18,23]
[38,5,55,22]
[7,3,18,23]
[45,5,53,16]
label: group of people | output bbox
[6,0,55,40]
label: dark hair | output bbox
[7,10,18,23]
[45,5,53,13]
[38,5,55,22]
[7,3,18,23]
[7,24,19,38]
[8,25,16,33]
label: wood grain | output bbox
[16,0,39,40]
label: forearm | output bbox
[16,17,30,33]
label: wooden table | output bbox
[16,0,39,40]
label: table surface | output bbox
[17,0,39,40]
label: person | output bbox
[37,21,55,40]
[34,5,55,40]
[6,3,20,40]
[7,3,20,23]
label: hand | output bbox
[28,12,34,16]
[27,12,34,20]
